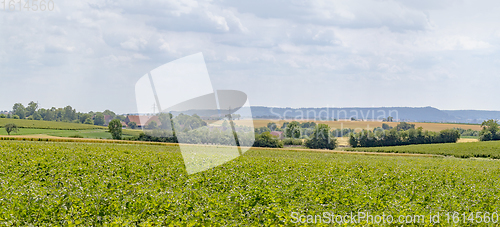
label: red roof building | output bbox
[125,115,161,128]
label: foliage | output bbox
[0,114,5,118]
[350,128,460,147]
[253,131,284,148]
[255,126,270,134]
[84,118,94,125]
[396,122,415,131]
[146,121,158,130]
[12,115,20,119]
[284,121,301,138]
[127,121,137,129]
[94,113,105,126]
[173,114,206,131]
[349,134,358,148]
[282,138,303,146]
[299,122,316,128]
[12,103,26,119]
[479,119,500,141]
[454,127,479,137]
[267,122,277,131]
[26,101,38,117]
[4,123,19,135]
[304,124,337,150]
[3,141,500,225]
[108,119,123,140]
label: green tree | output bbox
[26,101,38,117]
[267,122,277,131]
[146,121,158,130]
[43,109,55,121]
[0,114,5,118]
[103,110,116,118]
[4,123,19,135]
[305,124,337,150]
[108,119,122,140]
[253,132,284,148]
[94,113,105,126]
[396,122,415,131]
[12,115,20,119]
[349,134,358,148]
[32,111,42,120]
[479,119,500,141]
[12,103,26,119]
[63,106,76,121]
[128,122,137,129]
[79,113,91,124]
[284,121,301,138]
[84,118,94,125]
[382,123,392,130]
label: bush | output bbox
[4,123,19,135]
[108,119,123,140]
[0,114,6,118]
[304,124,337,150]
[253,132,283,148]
[12,115,20,119]
[282,138,303,146]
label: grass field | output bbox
[346,140,500,159]
[0,118,106,130]
[233,119,482,132]
[0,127,142,139]
[1,140,500,225]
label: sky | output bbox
[1,0,500,113]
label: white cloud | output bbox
[1,0,500,112]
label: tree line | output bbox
[349,122,461,148]
[0,101,124,126]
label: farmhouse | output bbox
[125,115,161,128]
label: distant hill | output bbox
[247,106,500,123]
[442,110,500,123]
[248,106,459,122]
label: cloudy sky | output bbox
[1,0,500,113]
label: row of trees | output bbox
[349,127,461,148]
[479,120,500,141]
[254,124,337,149]
[1,101,124,126]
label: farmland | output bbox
[0,118,106,130]
[1,140,500,225]
[0,119,143,139]
[346,140,500,159]
[233,119,482,132]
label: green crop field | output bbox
[346,140,500,159]
[1,140,500,225]
[0,118,106,130]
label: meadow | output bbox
[1,140,500,225]
[346,140,500,159]
[0,118,106,130]
[0,119,143,139]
